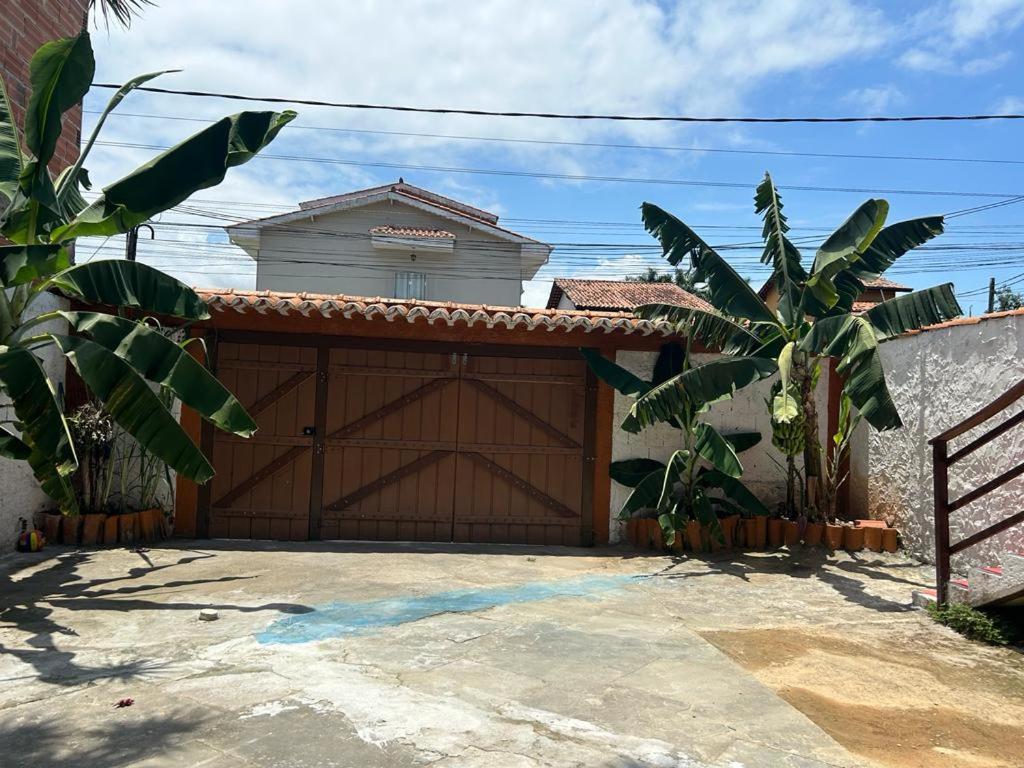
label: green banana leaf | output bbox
[48,260,210,319]
[580,348,649,396]
[0,243,69,287]
[652,342,685,385]
[754,173,806,325]
[801,315,900,430]
[59,312,257,436]
[693,488,725,546]
[23,32,94,170]
[627,357,777,433]
[694,422,742,477]
[804,199,888,311]
[634,303,761,353]
[51,110,296,241]
[656,450,688,510]
[697,468,770,516]
[52,334,215,482]
[722,431,761,453]
[0,426,31,460]
[0,346,78,512]
[618,467,667,519]
[609,457,666,487]
[0,73,22,203]
[825,217,945,316]
[641,202,777,325]
[864,284,961,341]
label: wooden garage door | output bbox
[206,342,317,540]
[200,338,592,545]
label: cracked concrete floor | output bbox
[0,541,1020,768]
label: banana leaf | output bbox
[0,243,69,287]
[51,334,215,482]
[48,260,210,319]
[51,110,296,241]
[634,303,761,353]
[754,173,806,325]
[0,73,22,203]
[627,357,777,433]
[804,199,888,311]
[864,284,961,341]
[609,457,666,487]
[0,426,31,460]
[694,422,742,477]
[59,311,257,436]
[580,348,649,396]
[722,431,761,453]
[23,32,93,170]
[641,202,777,324]
[697,468,770,516]
[618,467,667,519]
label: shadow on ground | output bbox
[0,548,312,686]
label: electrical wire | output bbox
[89,84,1024,124]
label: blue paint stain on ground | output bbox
[256,573,645,645]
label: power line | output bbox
[91,140,1024,199]
[89,84,1024,124]
[82,109,1024,167]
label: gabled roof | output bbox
[758,274,912,298]
[546,278,713,312]
[224,180,546,254]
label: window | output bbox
[395,271,427,299]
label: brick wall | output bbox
[1,0,89,172]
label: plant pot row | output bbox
[626,515,898,554]
[37,508,170,547]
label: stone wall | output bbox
[854,310,1024,573]
[607,350,830,543]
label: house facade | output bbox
[226,181,551,307]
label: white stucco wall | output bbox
[857,312,1024,572]
[607,350,830,543]
[0,292,69,546]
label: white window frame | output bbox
[394,271,427,300]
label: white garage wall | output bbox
[607,350,830,543]
[0,293,68,546]
[855,310,1024,573]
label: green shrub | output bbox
[927,602,1009,646]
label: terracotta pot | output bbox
[745,520,761,548]
[843,526,865,552]
[783,520,800,547]
[754,516,768,549]
[720,514,740,548]
[102,515,119,545]
[863,526,883,552]
[42,513,61,544]
[685,520,702,552]
[119,512,139,545]
[804,522,824,547]
[671,528,684,555]
[824,523,844,550]
[81,514,106,545]
[138,508,167,543]
[625,518,638,546]
[768,518,784,547]
[881,528,899,553]
[60,515,80,545]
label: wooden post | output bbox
[932,440,951,603]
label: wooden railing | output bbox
[930,378,1024,603]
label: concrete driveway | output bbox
[0,542,1021,768]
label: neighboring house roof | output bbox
[198,288,677,337]
[224,180,547,260]
[545,278,713,312]
[368,225,455,239]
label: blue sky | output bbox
[77,0,1024,312]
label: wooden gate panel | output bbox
[207,342,316,540]
[320,348,458,541]
[453,355,586,545]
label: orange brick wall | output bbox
[1,0,89,172]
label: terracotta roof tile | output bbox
[546,278,713,312]
[196,288,676,337]
[863,276,911,291]
[900,306,1024,336]
[369,225,455,239]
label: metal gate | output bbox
[203,337,593,545]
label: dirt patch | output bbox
[703,626,1024,768]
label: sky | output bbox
[75,0,1024,313]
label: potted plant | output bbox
[67,402,116,544]
[820,392,863,552]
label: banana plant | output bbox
[636,172,962,513]
[582,343,771,547]
[0,31,296,514]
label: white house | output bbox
[225,180,551,306]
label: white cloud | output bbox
[841,86,905,114]
[899,0,1024,75]
[994,96,1024,114]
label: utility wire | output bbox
[89,84,1024,124]
[91,140,1024,199]
[82,109,1024,167]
